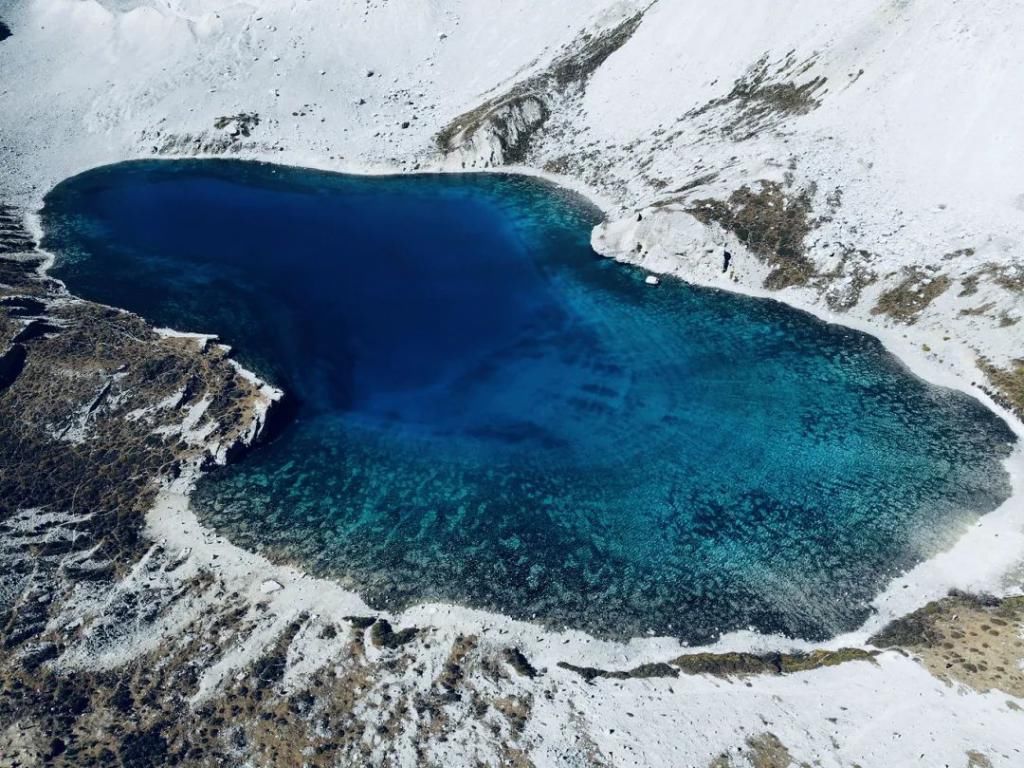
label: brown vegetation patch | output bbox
[978,357,1024,423]
[871,268,952,323]
[959,274,981,297]
[688,181,816,289]
[746,732,796,768]
[960,301,997,317]
[492,694,533,733]
[1,298,268,575]
[870,591,1024,697]
[674,648,876,677]
[958,262,1024,297]
[707,732,797,768]
[558,660,680,683]
[991,264,1024,293]
[559,647,875,683]
[688,52,827,141]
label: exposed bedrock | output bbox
[0,205,36,254]
[558,648,878,683]
[439,95,549,167]
[437,10,645,169]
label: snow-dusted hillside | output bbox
[1,0,1022,409]
[2,1,1024,766]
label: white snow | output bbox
[260,579,283,594]
[3,0,1024,763]
[138,483,1024,767]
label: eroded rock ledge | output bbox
[559,648,878,684]
[436,10,645,168]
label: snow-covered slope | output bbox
[1,0,1021,408]
[2,2,1024,765]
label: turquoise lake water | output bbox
[43,160,1015,642]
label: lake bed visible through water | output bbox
[43,160,1016,643]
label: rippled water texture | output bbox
[44,160,1015,642]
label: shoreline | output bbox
[590,202,1024,652]
[25,151,1024,662]
[5,1,1023,759]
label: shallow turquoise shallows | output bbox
[43,160,1015,642]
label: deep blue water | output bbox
[43,160,1015,643]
